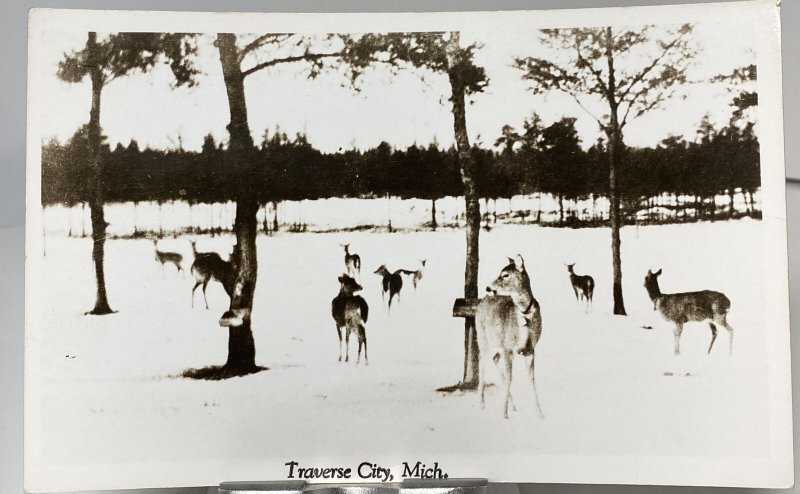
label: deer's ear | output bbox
[514,254,526,272]
[655,268,662,276]
[647,269,652,275]
[338,275,346,282]
[507,257,515,266]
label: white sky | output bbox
[37,21,755,153]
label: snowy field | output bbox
[28,219,774,488]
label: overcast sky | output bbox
[37,21,755,154]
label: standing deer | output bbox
[374,265,404,311]
[644,268,733,355]
[152,239,184,275]
[477,255,543,419]
[331,274,370,364]
[341,244,361,279]
[400,259,427,291]
[566,263,594,312]
[190,240,237,309]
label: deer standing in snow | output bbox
[152,239,184,276]
[477,255,543,419]
[566,263,594,312]
[331,274,370,364]
[341,243,361,279]
[644,268,734,355]
[190,240,237,309]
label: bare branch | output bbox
[617,29,689,102]
[237,34,292,62]
[241,51,341,78]
[574,39,609,98]
[570,94,607,133]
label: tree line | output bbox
[42,113,760,223]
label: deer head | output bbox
[487,255,529,298]
[338,274,362,293]
[643,268,663,307]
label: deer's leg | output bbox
[357,334,362,365]
[202,280,210,309]
[572,286,579,302]
[336,324,343,362]
[707,322,718,354]
[718,316,734,356]
[478,352,487,410]
[191,282,202,308]
[344,329,350,362]
[359,324,368,365]
[502,351,513,419]
[674,322,684,355]
[529,350,543,417]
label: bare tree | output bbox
[343,32,488,390]
[515,25,695,315]
[58,32,198,315]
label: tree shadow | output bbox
[181,364,268,381]
[436,381,479,394]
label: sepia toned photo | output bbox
[24,2,792,492]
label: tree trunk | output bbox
[431,198,437,231]
[447,33,480,389]
[605,28,626,316]
[729,188,736,218]
[608,134,626,315]
[217,34,259,374]
[559,194,565,223]
[86,32,113,315]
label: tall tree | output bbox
[58,32,198,314]
[344,32,488,390]
[515,25,695,315]
[205,34,344,377]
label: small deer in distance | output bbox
[374,265,407,311]
[341,244,361,279]
[152,239,184,276]
[644,268,734,356]
[331,274,370,364]
[400,259,427,291]
[190,240,238,309]
[566,263,594,312]
[477,255,543,419]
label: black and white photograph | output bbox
[24,2,792,491]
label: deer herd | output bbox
[150,236,734,419]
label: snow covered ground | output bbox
[40,189,760,237]
[27,218,778,490]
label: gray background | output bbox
[0,0,795,493]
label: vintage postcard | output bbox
[25,1,792,491]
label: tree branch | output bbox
[570,94,607,133]
[241,51,341,78]
[237,34,292,62]
[617,34,684,102]
[574,40,609,97]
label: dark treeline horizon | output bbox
[42,113,760,222]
